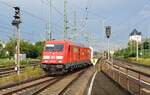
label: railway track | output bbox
[58,70,85,95]
[0,62,39,77]
[114,58,150,67]
[0,69,24,77]
[0,68,87,95]
[0,75,55,95]
[0,66,24,72]
[0,66,26,78]
[113,58,150,75]
[35,69,86,95]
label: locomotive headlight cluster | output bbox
[43,56,63,60]
[58,60,62,63]
[44,60,48,63]
[43,56,50,59]
[56,56,63,59]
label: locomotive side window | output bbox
[73,47,78,53]
[45,44,64,51]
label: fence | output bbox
[101,60,150,95]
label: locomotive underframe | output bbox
[41,61,92,74]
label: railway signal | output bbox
[12,7,21,25]
[105,26,111,38]
[105,26,111,60]
[12,6,21,75]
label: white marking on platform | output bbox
[87,71,97,95]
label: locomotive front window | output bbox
[45,44,64,51]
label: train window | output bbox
[45,44,64,51]
[82,52,84,55]
[73,47,78,53]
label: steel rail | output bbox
[58,70,85,95]
[0,77,55,95]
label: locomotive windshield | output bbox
[45,44,64,51]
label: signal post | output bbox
[12,7,21,75]
[105,26,111,60]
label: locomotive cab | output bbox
[41,42,67,73]
[42,44,64,64]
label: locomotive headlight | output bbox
[58,60,62,63]
[43,56,50,59]
[56,56,63,59]
[44,60,48,63]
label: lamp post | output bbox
[105,26,111,60]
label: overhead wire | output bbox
[0,1,46,22]
[42,0,74,27]
[36,0,65,30]
[0,0,95,42]
[0,1,47,41]
[0,0,75,41]
[0,1,47,42]
[0,17,41,41]
[76,0,93,44]
[77,0,92,32]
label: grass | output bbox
[0,65,44,86]
[0,58,40,68]
[128,57,150,66]
[0,59,15,68]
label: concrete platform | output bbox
[91,72,131,95]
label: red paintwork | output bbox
[41,40,91,65]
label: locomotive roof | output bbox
[45,40,89,48]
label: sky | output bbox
[0,0,150,51]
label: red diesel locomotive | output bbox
[41,40,92,74]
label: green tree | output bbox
[34,41,44,58]
[5,38,39,58]
[143,41,149,49]
[5,38,16,57]
[20,40,38,58]
[0,43,3,51]
[0,43,6,58]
